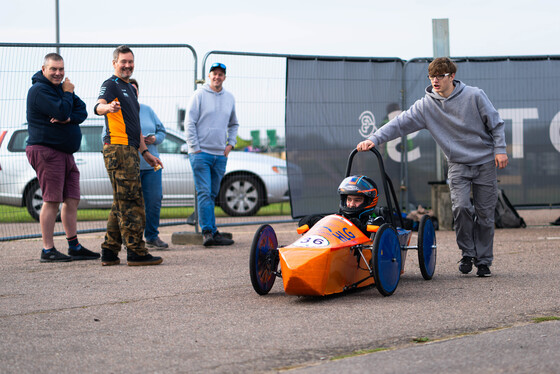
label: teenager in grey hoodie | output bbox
[357,57,509,277]
[186,62,239,246]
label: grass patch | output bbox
[0,202,291,223]
[533,316,560,323]
[331,348,388,361]
[75,207,196,221]
[0,205,35,223]
[412,337,431,343]
[255,202,291,216]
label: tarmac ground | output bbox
[1,209,559,373]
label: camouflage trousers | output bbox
[101,144,147,255]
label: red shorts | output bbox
[26,145,80,203]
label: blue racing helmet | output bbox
[337,175,379,219]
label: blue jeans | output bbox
[189,152,227,234]
[140,168,163,241]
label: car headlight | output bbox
[272,166,287,175]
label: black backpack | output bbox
[495,189,526,228]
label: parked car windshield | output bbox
[158,133,184,154]
[80,127,104,153]
[7,129,28,152]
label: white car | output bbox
[0,123,290,220]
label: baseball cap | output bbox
[209,62,226,74]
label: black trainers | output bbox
[40,248,72,263]
[458,256,474,274]
[213,231,234,246]
[146,237,169,250]
[101,249,120,266]
[68,245,101,260]
[202,231,215,246]
[477,264,492,277]
[127,250,163,266]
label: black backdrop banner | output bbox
[286,57,560,218]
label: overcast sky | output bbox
[2,0,560,60]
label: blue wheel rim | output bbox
[254,225,277,291]
[422,218,436,276]
[377,227,401,294]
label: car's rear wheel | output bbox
[218,174,264,216]
[25,180,61,222]
[418,214,437,280]
[371,223,402,296]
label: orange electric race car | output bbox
[249,148,437,297]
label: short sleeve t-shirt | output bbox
[97,75,141,148]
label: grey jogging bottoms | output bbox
[448,161,498,266]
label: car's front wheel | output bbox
[218,174,264,216]
[24,180,61,222]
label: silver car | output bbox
[0,123,290,220]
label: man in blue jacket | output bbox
[357,57,508,277]
[129,78,168,250]
[26,52,100,262]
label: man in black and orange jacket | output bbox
[94,45,163,267]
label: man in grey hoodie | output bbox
[186,62,239,246]
[357,57,508,277]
